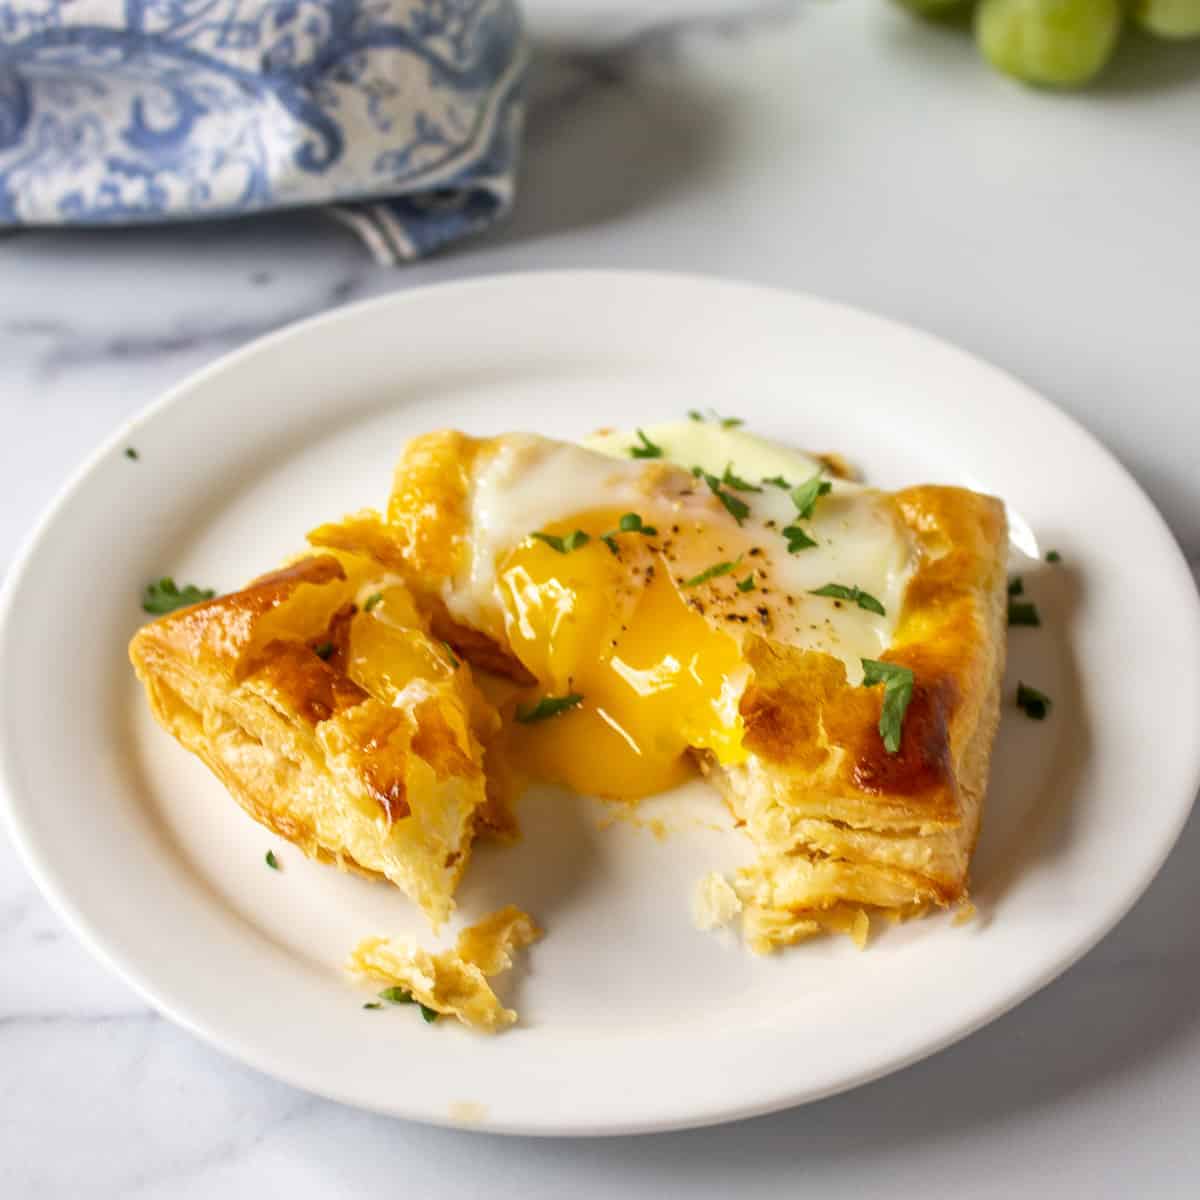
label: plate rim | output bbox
[3,268,1198,1136]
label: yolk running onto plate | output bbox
[496,510,746,800]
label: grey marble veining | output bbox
[2,2,1199,1196]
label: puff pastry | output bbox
[131,424,1007,954]
[129,552,511,926]
[311,431,1007,945]
[710,485,1007,949]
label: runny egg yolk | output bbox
[495,510,747,800]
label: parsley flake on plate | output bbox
[379,987,415,1005]
[1007,601,1041,627]
[1016,682,1052,719]
[265,850,280,870]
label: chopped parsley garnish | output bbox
[265,850,280,870]
[790,474,832,520]
[1008,601,1041,627]
[861,659,915,754]
[736,574,756,593]
[782,523,817,553]
[363,591,384,612]
[124,447,139,461]
[379,987,415,1005]
[687,408,742,428]
[1007,577,1024,597]
[142,577,216,615]
[516,693,584,723]
[441,641,461,670]
[1016,682,1052,719]
[696,470,750,524]
[530,529,590,554]
[618,512,657,535]
[630,429,664,459]
[810,583,886,616]
[1045,550,1061,564]
[597,513,657,556]
[683,558,740,588]
[721,463,762,493]
[762,474,792,490]
[373,989,438,1022]
[313,641,335,660]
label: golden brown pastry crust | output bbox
[358,435,1008,949]
[716,485,1007,948]
[132,430,1007,958]
[128,554,504,926]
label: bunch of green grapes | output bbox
[893,0,1200,87]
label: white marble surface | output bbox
[3,1,1200,1195]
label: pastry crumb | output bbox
[348,904,541,1033]
[693,872,742,931]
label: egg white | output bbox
[446,424,914,683]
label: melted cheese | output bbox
[440,425,915,801]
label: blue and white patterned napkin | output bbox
[0,1,526,263]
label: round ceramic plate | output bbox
[2,272,1198,1136]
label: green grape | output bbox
[976,0,1123,86]
[891,0,970,16]
[1133,0,1200,38]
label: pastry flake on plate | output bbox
[349,904,542,1032]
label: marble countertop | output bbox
[3,2,1199,1195]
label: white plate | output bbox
[2,272,1198,1136]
